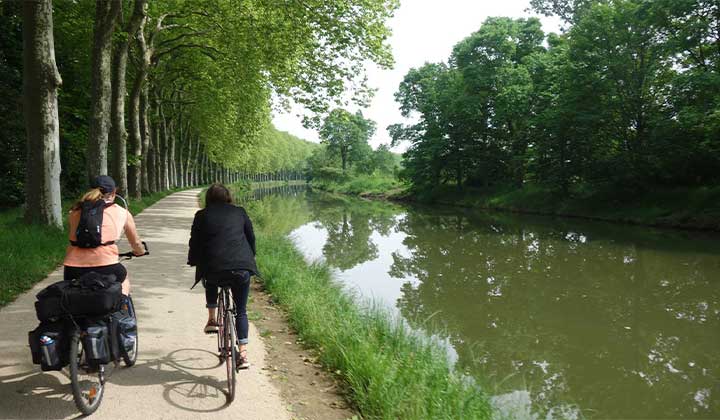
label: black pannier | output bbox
[34,280,70,322]
[83,320,111,365]
[28,321,68,371]
[34,272,121,321]
[110,310,137,358]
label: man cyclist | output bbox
[63,175,145,296]
[187,183,257,369]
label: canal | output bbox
[246,185,720,418]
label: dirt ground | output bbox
[248,279,359,420]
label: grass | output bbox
[0,188,182,307]
[311,173,406,197]
[254,232,492,419]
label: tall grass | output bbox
[0,188,181,307]
[255,233,491,419]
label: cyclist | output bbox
[188,183,257,369]
[63,175,145,297]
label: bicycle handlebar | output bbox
[119,241,149,260]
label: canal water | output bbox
[247,186,720,419]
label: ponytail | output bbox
[71,188,104,211]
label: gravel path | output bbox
[0,189,292,420]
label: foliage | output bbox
[312,173,403,197]
[0,0,399,207]
[0,2,26,206]
[391,1,720,197]
[320,108,375,172]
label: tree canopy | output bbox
[390,0,720,194]
[1,0,399,213]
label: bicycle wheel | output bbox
[69,329,104,415]
[225,309,237,402]
[216,295,225,356]
[121,296,139,367]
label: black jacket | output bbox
[187,203,258,279]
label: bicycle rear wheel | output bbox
[121,296,138,366]
[225,310,237,402]
[216,295,225,356]
[69,329,104,415]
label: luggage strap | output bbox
[69,240,115,246]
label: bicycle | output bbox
[67,243,148,415]
[215,283,237,402]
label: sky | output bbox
[272,0,563,152]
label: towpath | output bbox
[0,189,291,420]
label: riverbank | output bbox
[310,174,405,197]
[0,188,183,307]
[222,182,492,419]
[253,233,491,419]
[314,178,720,232]
[397,184,720,232]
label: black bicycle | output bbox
[68,243,148,415]
[215,284,237,402]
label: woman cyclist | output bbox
[63,175,145,296]
[187,183,257,369]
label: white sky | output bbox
[272,0,562,152]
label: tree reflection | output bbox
[306,193,402,269]
[391,209,720,418]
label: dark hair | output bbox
[206,183,232,205]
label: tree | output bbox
[320,109,375,172]
[110,0,147,196]
[22,0,62,227]
[87,0,121,181]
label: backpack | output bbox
[70,200,114,248]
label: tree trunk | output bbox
[151,109,161,193]
[22,0,62,228]
[168,116,176,188]
[88,0,121,181]
[110,0,146,196]
[185,130,194,187]
[177,120,185,188]
[158,102,168,190]
[140,85,150,194]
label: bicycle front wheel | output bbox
[69,329,104,415]
[225,311,237,402]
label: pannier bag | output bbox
[110,310,137,357]
[28,321,67,371]
[83,321,111,365]
[34,272,121,321]
[34,280,70,322]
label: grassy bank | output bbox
[404,184,720,231]
[215,182,491,418]
[0,188,182,307]
[310,173,406,198]
[254,233,491,419]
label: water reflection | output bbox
[257,190,720,418]
[390,210,720,418]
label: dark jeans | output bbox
[205,270,251,345]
